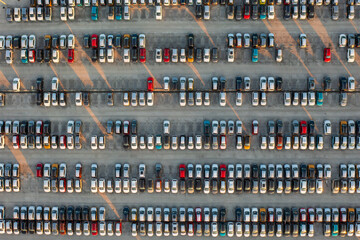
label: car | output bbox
[91,6,98,20]
[323,48,331,62]
[299,34,307,48]
[252,48,258,62]
[347,48,355,63]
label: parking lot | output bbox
[1,0,360,238]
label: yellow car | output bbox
[187,48,194,63]
[44,135,51,149]
[244,135,251,150]
[260,0,266,4]
[340,121,347,135]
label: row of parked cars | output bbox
[0,205,122,236]
[127,206,360,237]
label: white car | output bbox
[13,78,20,91]
[155,6,162,20]
[347,48,355,63]
[139,34,146,48]
[155,49,162,62]
[219,92,226,106]
[68,34,75,49]
[339,34,347,47]
[123,49,130,63]
[227,48,234,62]
[323,120,331,135]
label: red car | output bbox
[283,0,290,4]
[29,50,35,63]
[276,135,283,150]
[59,221,66,235]
[243,5,250,19]
[300,121,307,135]
[179,164,186,179]
[147,77,154,91]
[220,164,226,179]
[163,48,170,63]
[91,34,98,49]
[91,221,98,236]
[323,48,331,62]
[139,48,146,63]
[36,163,43,177]
[68,49,74,63]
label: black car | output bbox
[36,93,43,106]
[13,36,21,49]
[277,120,283,134]
[220,208,226,222]
[268,0,274,4]
[284,223,291,237]
[123,135,130,149]
[108,6,114,20]
[195,179,202,192]
[251,5,258,20]
[268,179,275,194]
[115,35,122,48]
[203,0,210,4]
[292,179,299,192]
[155,163,163,178]
[131,34,138,48]
[292,223,299,237]
[276,77,282,91]
[188,34,195,48]
[307,5,314,19]
[82,207,89,221]
[139,178,146,192]
[45,7,51,20]
[131,48,138,62]
[235,5,242,20]
[252,34,258,48]
[244,178,251,193]
[355,34,360,48]
[20,121,27,135]
[171,77,178,90]
[83,35,90,49]
[211,179,218,194]
[227,5,235,19]
[339,77,347,91]
[252,164,258,178]
[36,78,44,92]
[28,121,35,135]
[131,120,137,135]
[75,207,82,221]
[44,49,51,63]
[308,120,315,135]
[211,48,218,63]
[236,178,243,192]
[220,77,226,90]
[220,0,226,4]
[91,49,98,62]
[37,49,44,63]
[187,179,195,193]
[235,208,242,222]
[123,207,129,221]
[28,135,35,149]
[212,0,218,4]
[179,179,186,194]
[52,35,59,49]
[164,135,170,149]
[323,76,331,91]
[59,207,66,221]
[284,5,291,20]
[44,121,51,135]
[195,5,203,19]
[291,208,299,222]
[236,77,242,90]
[195,48,202,63]
[83,92,90,106]
[300,164,307,178]
[21,221,28,234]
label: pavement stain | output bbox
[5,136,34,177]
[0,70,11,88]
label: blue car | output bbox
[252,48,258,62]
[21,49,28,63]
[91,6,98,21]
[204,120,210,135]
[115,6,122,20]
[155,135,162,150]
[316,92,323,106]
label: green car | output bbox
[155,135,162,150]
[331,223,338,236]
[316,92,323,106]
[21,49,28,63]
[91,6,98,21]
[115,6,122,20]
[252,48,258,63]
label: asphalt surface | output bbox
[1,0,360,238]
